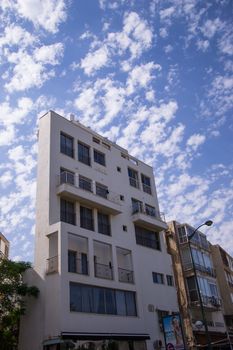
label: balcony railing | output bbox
[189,291,221,308]
[118,268,134,283]
[129,176,140,189]
[183,262,216,277]
[58,171,120,205]
[135,233,160,250]
[94,262,113,280]
[46,255,58,274]
[68,258,88,275]
[61,210,76,225]
[132,202,165,221]
[142,183,152,194]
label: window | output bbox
[98,212,111,236]
[60,199,75,225]
[157,310,169,330]
[94,149,106,166]
[123,225,127,232]
[102,142,110,150]
[70,282,137,316]
[145,204,156,217]
[79,175,92,192]
[78,141,91,166]
[117,166,121,172]
[96,183,108,199]
[128,168,139,188]
[68,250,88,275]
[135,225,160,250]
[80,206,94,231]
[166,275,174,286]
[120,195,124,201]
[60,132,74,158]
[93,137,100,144]
[177,226,187,244]
[141,174,151,194]
[152,272,164,284]
[186,276,198,301]
[60,168,75,185]
[68,250,77,273]
[132,198,143,214]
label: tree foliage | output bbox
[0,259,39,350]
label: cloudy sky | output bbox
[0,0,232,261]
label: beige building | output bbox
[211,245,233,339]
[19,111,179,350]
[0,232,9,259]
[167,221,227,348]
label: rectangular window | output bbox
[60,199,75,225]
[135,225,160,250]
[128,168,139,189]
[96,183,108,199]
[98,212,111,236]
[145,204,156,217]
[80,206,94,231]
[132,198,143,214]
[79,175,92,192]
[68,250,77,273]
[141,174,152,194]
[152,272,164,284]
[166,275,174,286]
[60,168,75,185]
[70,282,137,316]
[60,132,74,158]
[94,149,106,166]
[78,142,91,166]
[177,226,187,244]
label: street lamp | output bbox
[188,220,213,350]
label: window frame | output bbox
[78,141,91,166]
[152,272,164,285]
[94,149,106,166]
[80,205,94,231]
[60,132,74,158]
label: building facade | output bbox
[167,221,227,348]
[19,111,179,350]
[211,245,233,341]
[0,232,9,259]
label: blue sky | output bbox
[0,0,232,261]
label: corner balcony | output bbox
[131,203,167,231]
[57,172,122,215]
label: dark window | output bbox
[117,166,121,172]
[78,142,91,166]
[120,195,124,201]
[128,168,139,188]
[60,133,74,158]
[68,250,77,273]
[123,225,127,232]
[166,275,174,286]
[145,204,156,217]
[141,174,152,194]
[96,183,108,199]
[152,272,164,284]
[79,175,92,192]
[80,206,94,231]
[135,225,160,250]
[70,282,137,316]
[94,149,106,166]
[186,276,198,301]
[68,251,88,275]
[98,212,111,236]
[60,168,75,185]
[132,198,143,214]
[60,199,75,225]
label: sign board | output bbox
[162,314,185,350]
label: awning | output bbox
[61,332,150,341]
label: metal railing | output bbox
[118,268,134,283]
[68,258,88,275]
[183,262,216,277]
[189,292,222,308]
[132,202,165,221]
[47,255,58,274]
[129,176,140,189]
[94,262,113,280]
[142,183,152,194]
[135,233,160,250]
[58,171,121,205]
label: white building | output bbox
[19,111,179,350]
[0,232,9,259]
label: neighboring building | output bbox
[167,221,227,348]
[211,245,233,339]
[19,111,179,350]
[0,232,9,259]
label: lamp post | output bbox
[187,220,213,350]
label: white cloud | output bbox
[80,46,109,76]
[160,7,175,21]
[186,134,206,151]
[0,24,36,49]
[201,18,223,39]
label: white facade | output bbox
[19,111,179,350]
[0,232,9,259]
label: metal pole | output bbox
[188,225,213,350]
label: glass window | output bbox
[141,174,152,194]
[152,272,164,284]
[132,198,143,214]
[68,250,77,273]
[80,206,94,231]
[96,183,108,199]
[70,282,82,311]
[94,149,106,166]
[79,175,92,192]
[128,168,139,189]
[60,199,75,225]
[116,291,126,316]
[98,212,111,236]
[125,291,137,316]
[145,204,156,217]
[78,142,91,166]
[105,289,116,314]
[60,168,75,185]
[135,225,160,250]
[60,133,74,158]
[166,275,174,286]
[93,287,105,314]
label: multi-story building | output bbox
[167,221,227,348]
[0,232,9,259]
[211,245,233,340]
[19,111,179,350]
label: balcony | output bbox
[57,171,122,215]
[183,262,216,277]
[189,292,222,309]
[116,247,134,284]
[94,262,113,280]
[118,268,134,283]
[131,202,167,231]
[46,255,58,274]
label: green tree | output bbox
[0,259,39,350]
